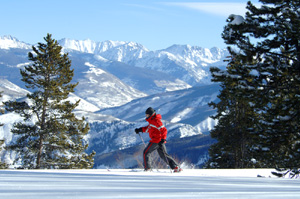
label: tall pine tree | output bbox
[209,0,300,168]
[207,52,259,168]
[5,34,95,169]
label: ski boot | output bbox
[173,166,183,173]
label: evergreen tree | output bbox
[210,0,300,168]
[5,34,95,169]
[206,52,258,168]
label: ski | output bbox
[130,169,162,173]
[257,175,266,178]
[271,171,286,178]
[129,169,176,173]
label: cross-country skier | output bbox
[135,107,182,172]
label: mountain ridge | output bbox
[0,35,31,49]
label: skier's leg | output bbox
[157,144,178,169]
[143,142,159,170]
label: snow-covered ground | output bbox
[0,169,299,199]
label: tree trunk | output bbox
[36,135,43,169]
[36,92,48,169]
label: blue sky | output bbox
[0,0,259,50]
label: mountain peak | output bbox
[1,35,15,40]
[162,44,228,64]
[59,38,140,54]
[0,35,31,50]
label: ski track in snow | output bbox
[0,169,299,199]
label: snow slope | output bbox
[74,61,146,108]
[98,84,220,132]
[0,169,299,199]
[0,78,30,102]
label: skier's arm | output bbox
[135,125,150,134]
[141,125,149,133]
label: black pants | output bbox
[143,142,178,170]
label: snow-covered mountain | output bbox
[0,78,30,102]
[59,39,130,55]
[0,49,147,109]
[59,37,229,86]
[0,35,31,50]
[59,38,149,63]
[0,35,228,96]
[73,61,146,108]
[130,45,228,85]
[70,52,191,95]
[0,78,99,113]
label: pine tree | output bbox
[4,34,95,169]
[218,0,300,168]
[206,52,259,168]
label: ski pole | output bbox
[138,133,146,147]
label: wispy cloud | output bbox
[163,2,250,17]
[123,3,165,12]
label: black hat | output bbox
[145,107,155,115]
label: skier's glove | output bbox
[159,139,166,145]
[135,128,143,134]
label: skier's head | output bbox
[145,107,155,118]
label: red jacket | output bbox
[142,114,167,143]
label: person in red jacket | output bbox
[135,107,182,172]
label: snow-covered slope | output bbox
[74,61,146,108]
[0,78,30,102]
[74,110,201,156]
[2,169,298,199]
[0,79,99,113]
[82,54,192,94]
[98,84,220,134]
[165,45,227,65]
[130,45,228,85]
[0,48,147,109]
